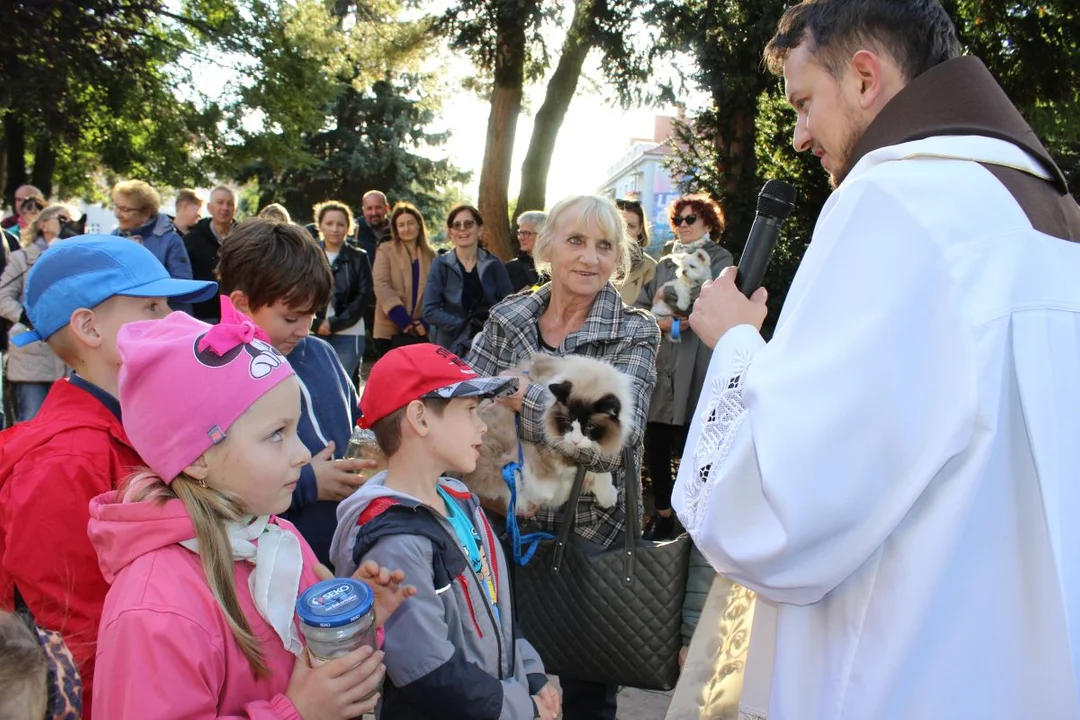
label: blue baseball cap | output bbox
[12,235,219,347]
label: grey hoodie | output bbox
[331,474,546,719]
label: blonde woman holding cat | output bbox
[467,194,659,720]
[634,194,733,542]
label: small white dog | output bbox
[651,248,712,318]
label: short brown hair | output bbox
[764,0,960,81]
[669,194,725,242]
[112,180,161,215]
[217,218,332,314]
[0,612,48,720]
[371,398,451,458]
[176,188,203,208]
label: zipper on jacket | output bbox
[416,500,509,677]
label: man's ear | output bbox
[849,49,893,110]
[228,291,253,316]
[183,455,211,481]
[404,400,430,437]
[68,308,103,349]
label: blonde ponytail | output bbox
[122,472,269,676]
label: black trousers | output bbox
[561,677,618,720]
[372,333,428,358]
[643,422,689,512]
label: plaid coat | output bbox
[467,282,660,547]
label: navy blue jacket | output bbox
[422,249,513,356]
[280,335,360,566]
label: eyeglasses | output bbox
[516,229,535,237]
[451,219,477,231]
[115,205,142,215]
[672,214,698,226]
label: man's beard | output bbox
[827,113,866,190]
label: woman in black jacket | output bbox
[312,200,373,382]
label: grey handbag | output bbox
[514,447,691,690]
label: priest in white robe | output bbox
[673,2,1080,719]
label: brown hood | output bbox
[850,56,1068,194]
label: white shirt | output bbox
[675,135,1080,719]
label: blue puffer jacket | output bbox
[423,249,513,356]
[114,213,195,313]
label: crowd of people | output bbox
[2,0,1079,719]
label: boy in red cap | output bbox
[330,344,560,719]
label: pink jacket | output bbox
[88,491,322,719]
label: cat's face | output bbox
[544,380,627,455]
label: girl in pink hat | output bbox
[87,303,415,719]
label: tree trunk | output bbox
[514,0,597,227]
[31,134,56,199]
[3,114,27,208]
[477,0,537,261]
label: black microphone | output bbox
[735,180,797,297]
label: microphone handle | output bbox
[735,215,783,298]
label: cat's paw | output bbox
[589,474,618,508]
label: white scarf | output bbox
[180,516,305,656]
[672,237,710,254]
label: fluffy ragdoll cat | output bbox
[651,248,712,318]
[461,353,634,515]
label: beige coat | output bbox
[619,252,658,305]
[371,238,434,340]
[0,243,68,383]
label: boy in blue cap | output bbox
[0,235,216,717]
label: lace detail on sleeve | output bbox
[683,347,754,535]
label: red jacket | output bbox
[0,379,143,719]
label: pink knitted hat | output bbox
[117,303,296,483]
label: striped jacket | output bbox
[467,283,659,547]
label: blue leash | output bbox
[502,416,555,566]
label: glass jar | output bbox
[296,578,377,663]
[345,426,387,480]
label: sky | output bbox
[433,84,669,202]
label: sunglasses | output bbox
[20,198,44,212]
[451,219,477,231]
[672,214,698,226]
[616,199,641,210]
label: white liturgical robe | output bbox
[674,134,1080,719]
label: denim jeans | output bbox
[15,382,52,423]
[328,334,365,385]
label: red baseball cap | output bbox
[359,344,518,427]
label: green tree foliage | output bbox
[0,1,219,200]
[663,0,1080,333]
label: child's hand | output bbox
[286,646,384,720]
[532,691,558,720]
[352,560,418,628]
[312,442,374,501]
[536,682,560,718]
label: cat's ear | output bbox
[593,393,622,419]
[549,381,573,405]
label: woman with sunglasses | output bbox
[0,204,78,422]
[422,204,513,355]
[616,198,657,304]
[634,194,733,540]
[372,201,436,355]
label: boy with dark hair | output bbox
[216,218,368,565]
[0,236,217,717]
[330,345,559,720]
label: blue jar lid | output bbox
[296,579,374,629]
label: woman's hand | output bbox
[317,320,332,336]
[286,646,385,720]
[495,370,530,413]
[313,561,417,629]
